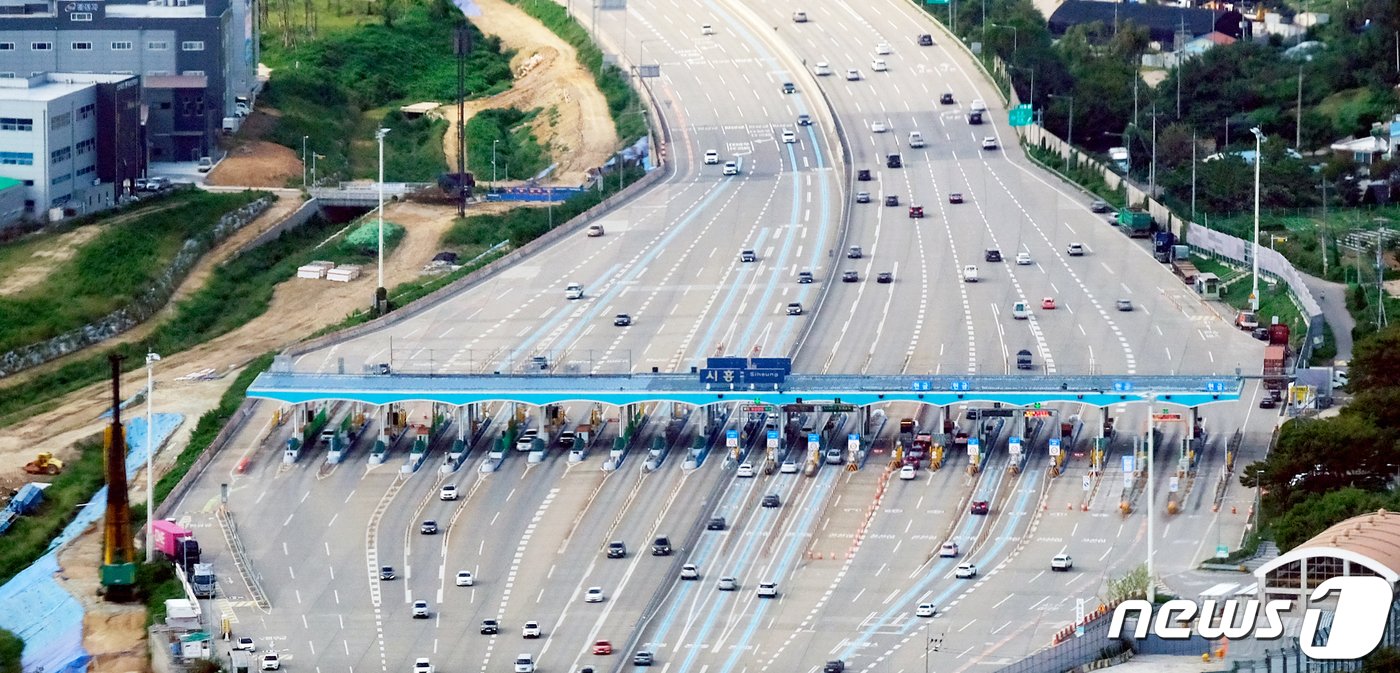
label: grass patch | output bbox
[0,191,261,355]
[507,0,645,143]
[153,353,274,506]
[260,1,513,181]
[0,627,20,673]
[0,215,398,428]
[1024,143,1124,208]
[137,561,184,627]
[0,437,106,585]
[465,107,550,181]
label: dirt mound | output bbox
[206,139,303,188]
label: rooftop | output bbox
[104,4,208,18]
[1256,510,1400,583]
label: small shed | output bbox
[398,102,441,118]
[1195,272,1221,299]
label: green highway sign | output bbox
[1009,104,1033,127]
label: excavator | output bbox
[23,452,63,475]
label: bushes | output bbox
[380,111,450,182]
[464,108,549,180]
[0,628,19,673]
[0,191,260,354]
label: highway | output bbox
[174,1,1286,673]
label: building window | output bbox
[147,41,168,50]
[180,41,204,51]
[0,151,34,165]
[1267,560,1303,589]
[147,71,170,77]
[71,41,92,50]
[0,73,13,79]
[111,41,133,50]
[76,138,96,155]
[50,113,71,130]
[76,164,95,176]
[112,70,134,75]
[0,43,14,51]
[51,147,72,163]
[77,104,95,120]
[69,11,92,20]
[52,173,71,186]
[31,42,53,51]
[0,118,34,131]
[182,70,205,77]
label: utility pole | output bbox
[375,127,390,315]
[1191,133,1197,223]
[1295,64,1304,150]
[1320,179,1329,276]
[1250,127,1265,313]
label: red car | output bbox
[970,500,990,515]
[1041,297,1056,310]
[908,205,924,219]
[593,641,613,655]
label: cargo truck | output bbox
[1152,231,1176,262]
[191,562,216,598]
[1117,209,1154,238]
[151,519,201,568]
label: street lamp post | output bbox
[1146,393,1157,603]
[1050,94,1074,170]
[144,351,161,563]
[375,127,391,310]
[1251,127,1265,312]
[492,139,500,184]
[301,135,308,189]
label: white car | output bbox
[703,150,719,165]
[899,464,916,480]
[565,282,584,300]
[782,129,796,144]
[955,563,978,579]
[680,563,700,580]
[916,603,937,617]
[414,659,434,673]
[455,571,474,586]
[584,587,605,603]
[737,462,755,478]
[1011,301,1029,320]
[982,137,998,150]
[514,655,535,673]
[723,161,739,176]
[439,484,458,500]
[261,654,281,671]
[1015,251,1032,265]
[875,42,892,55]
[522,621,541,638]
[412,600,430,618]
[586,224,605,237]
[814,61,832,76]
[780,460,799,474]
[939,541,959,558]
[234,637,256,652]
[846,69,861,81]
[871,58,887,72]
[871,121,888,133]
[1067,242,1086,256]
[1051,554,1074,571]
[756,581,778,598]
[962,265,979,283]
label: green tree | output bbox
[1271,488,1398,550]
[1240,414,1396,517]
[1361,647,1400,673]
[1349,325,1400,393]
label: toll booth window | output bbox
[1306,556,1344,589]
[1267,560,1302,589]
[1348,563,1380,578]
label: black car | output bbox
[614,313,632,326]
[379,566,396,580]
[480,619,499,635]
[798,271,814,284]
[762,494,781,508]
[782,82,796,93]
[420,520,438,534]
[1259,396,1278,409]
[842,271,859,283]
[984,249,1002,262]
[857,169,872,181]
[917,34,933,46]
[949,193,964,204]
[707,516,727,530]
[939,93,954,104]
[877,272,893,284]
[607,541,627,558]
[1252,327,1270,340]
[1090,200,1112,213]
[634,652,654,666]
[884,194,899,207]
[825,661,846,673]
[968,111,983,125]
[886,153,902,168]
[797,113,812,126]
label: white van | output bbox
[1012,301,1029,320]
[970,99,987,113]
[908,131,925,148]
[962,265,979,283]
[514,655,535,673]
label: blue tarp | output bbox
[485,186,587,202]
[0,413,184,673]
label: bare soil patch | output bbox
[205,109,305,188]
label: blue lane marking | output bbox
[716,469,839,673]
[496,179,735,370]
[494,262,621,368]
[685,224,774,367]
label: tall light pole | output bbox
[301,135,308,189]
[1251,127,1265,313]
[1050,94,1073,170]
[375,127,390,310]
[144,351,160,563]
[1146,393,1157,604]
[492,139,500,184]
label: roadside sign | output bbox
[1205,381,1227,393]
[707,357,747,369]
[1113,381,1134,392]
[1009,104,1033,127]
[911,380,932,391]
[699,368,742,385]
[968,438,980,457]
[1048,438,1062,456]
[726,429,739,447]
[1122,455,1136,473]
[1024,409,1053,418]
[766,430,779,449]
[1169,476,1180,493]
[807,433,820,451]
[746,369,786,384]
[750,357,792,374]
[949,380,970,392]
[1082,476,1091,491]
[1215,545,1229,558]
[847,433,860,451]
[822,404,855,412]
[1152,413,1183,422]
[1008,437,1022,455]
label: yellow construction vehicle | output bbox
[24,452,64,475]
